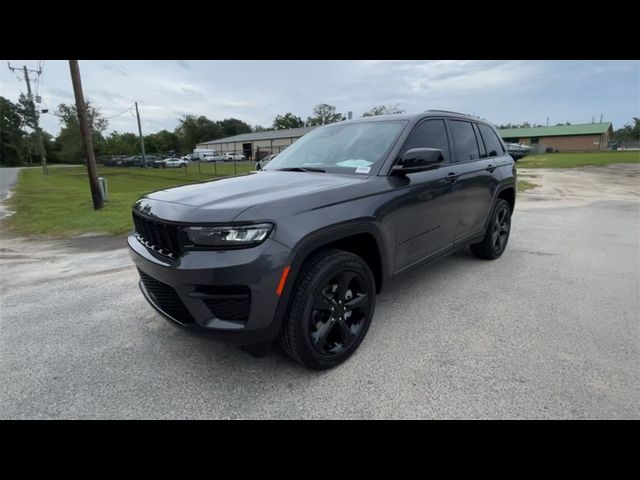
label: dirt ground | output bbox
[517,163,640,208]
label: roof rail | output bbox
[425,109,470,116]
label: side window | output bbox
[449,120,481,162]
[478,124,505,157]
[402,119,450,163]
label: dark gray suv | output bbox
[129,111,516,369]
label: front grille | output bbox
[132,212,181,258]
[138,269,195,324]
[199,286,251,322]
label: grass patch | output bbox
[517,181,539,192]
[516,151,639,169]
[4,163,254,237]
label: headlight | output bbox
[184,223,273,247]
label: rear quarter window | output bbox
[478,124,506,157]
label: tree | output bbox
[54,102,108,164]
[144,129,180,155]
[273,113,304,130]
[55,102,108,133]
[361,104,405,117]
[253,124,267,132]
[23,130,60,164]
[104,131,140,156]
[0,96,26,166]
[16,93,39,130]
[306,104,345,126]
[175,115,222,152]
[611,118,640,143]
[217,118,252,137]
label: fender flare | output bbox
[483,181,517,231]
[269,221,389,332]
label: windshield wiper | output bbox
[276,167,326,173]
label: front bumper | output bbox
[128,233,292,344]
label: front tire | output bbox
[470,198,512,259]
[279,249,376,370]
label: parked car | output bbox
[505,143,532,161]
[256,154,277,171]
[222,152,246,162]
[129,111,516,369]
[193,150,217,162]
[164,157,189,168]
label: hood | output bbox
[134,171,366,223]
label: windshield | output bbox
[264,120,407,175]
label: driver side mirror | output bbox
[391,148,444,175]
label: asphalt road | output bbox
[1,165,638,419]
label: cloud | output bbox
[102,63,129,77]
[2,60,637,135]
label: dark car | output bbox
[129,111,516,369]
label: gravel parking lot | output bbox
[1,164,638,419]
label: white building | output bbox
[195,126,317,160]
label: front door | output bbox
[391,118,464,273]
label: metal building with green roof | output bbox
[498,122,613,152]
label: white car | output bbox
[222,152,246,162]
[162,157,189,168]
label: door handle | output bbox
[446,172,460,182]
[486,164,496,172]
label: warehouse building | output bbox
[195,126,317,160]
[498,122,613,153]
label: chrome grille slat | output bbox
[132,212,180,258]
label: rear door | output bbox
[447,120,504,242]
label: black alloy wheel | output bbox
[470,198,512,260]
[491,203,510,255]
[279,249,376,369]
[309,270,371,355]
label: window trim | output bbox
[472,123,488,159]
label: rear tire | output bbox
[279,249,376,370]
[470,198,511,260]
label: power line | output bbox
[103,104,135,119]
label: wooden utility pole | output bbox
[135,102,147,168]
[8,63,48,174]
[69,60,103,210]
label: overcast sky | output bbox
[1,60,638,136]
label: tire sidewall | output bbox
[293,254,376,369]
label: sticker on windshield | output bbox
[355,166,371,174]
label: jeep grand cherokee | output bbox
[129,111,516,369]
